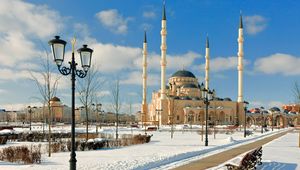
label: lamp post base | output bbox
[69,158,77,170]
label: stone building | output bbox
[49,97,64,122]
[245,106,300,128]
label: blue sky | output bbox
[1,0,300,112]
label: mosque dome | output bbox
[181,84,198,89]
[171,70,196,78]
[50,96,61,102]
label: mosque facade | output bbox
[140,4,246,126]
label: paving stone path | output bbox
[173,130,291,170]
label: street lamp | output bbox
[260,106,264,134]
[100,110,105,128]
[95,103,104,132]
[92,103,101,134]
[27,106,32,131]
[243,101,249,138]
[202,88,213,146]
[155,108,163,130]
[49,36,93,170]
[272,111,274,131]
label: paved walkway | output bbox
[258,132,300,170]
[173,130,291,170]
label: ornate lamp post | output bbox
[243,101,249,138]
[272,111,274,131]
[155,108,163,130]
[49,36,93,170]
[101,110,105,128]
[260,106,264,134]
[27,106,32,131]
[97,104,102,130]
[202,88,213,146]
[92,103,102,134]
[96,103,104,131]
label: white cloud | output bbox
[121,102,141,114]
[199,56,249,72]
[95,9,132,35]
[250,100,284,110]
[249,101,264,108]
[0,68,30,81]
[254,53,300,75]
[120,71,160,86]
[268,101,285,108]
[167,51,200,70]
[127,92,138,96]
[62,39,199,75]
[140,23,153,31]
[102,101,141,114]
[96,90,111,97]
[74,23,90,39]
[72,23,100,44]
[1,102,43,111]
[0,89,6,94]
[0,68,69,90]
[244,15,267,35]
[134,51,200,71]
[90,43,141,73]
[143,11,156,19]
[0,0,63,67]
[0,0,63,38]
[0,32,40,66]
[17,62,41,70]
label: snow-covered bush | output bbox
[0,136,8,144]
[51,142,61,153]
[0,145,41,164]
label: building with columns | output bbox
[141,4,247,126]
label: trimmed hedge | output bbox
[49,134,152,153]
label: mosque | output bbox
[140,4,247,126]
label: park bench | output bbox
[225,146,262,170]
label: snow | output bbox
[0,125,294,170]
[257,132,300,170]
[0,129,15,135]
[210,130,300,170]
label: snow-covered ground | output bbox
[0,125,291,170]
[210,130,300,170]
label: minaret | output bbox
[142,31,148,121]
[237,14,244,103]
[205,36,210,90]
[160,3,167,99]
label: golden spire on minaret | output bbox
[71,36,76,53]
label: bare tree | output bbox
[78,66,102,141]
[110,79,122,140]
[293,82,300,104]
[29,50,60,157]
[168,98,180,139]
